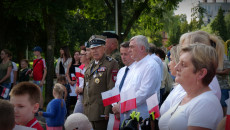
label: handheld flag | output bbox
[120,88,137,113]
[101,87,120,107]
[146,93,160,119]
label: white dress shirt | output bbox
[150,53,163,81]
[114,62,135,123]
[121,55,161,120]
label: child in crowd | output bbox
[18,59,31,82]
[38,83,67,130]
[30,46,47,111]
[0,99,15,130]
[57,75,72,116]
[57,76,70,101]
[9,82,43,130]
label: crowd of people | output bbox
[0,31,229,130]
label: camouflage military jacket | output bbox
[83,54,119,121]
[111,49,124,69]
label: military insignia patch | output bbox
[95,78,100,84]
[98,67,106,72]
[112,69,118,82]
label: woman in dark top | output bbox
[65,51,81,115]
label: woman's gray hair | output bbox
[130,35,149,52]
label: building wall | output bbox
[199,1,230,24]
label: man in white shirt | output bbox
[121,35,161,120]
[112,41,135,123]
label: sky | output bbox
[174,0,228,23]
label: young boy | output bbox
[31,46,47,111]
[18,59,31,82]
[9,82,43,130]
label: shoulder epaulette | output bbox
[106,56,113,62]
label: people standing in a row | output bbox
[83,35,119,130]
[159,31,224,129]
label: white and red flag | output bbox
[107,113,120,130]
[226,92,230,130]
[75,67,83,78]
[120,88,137,113]
[101,87,120,107]
[146,93,160,119]
[71,73,76,81]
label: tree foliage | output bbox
[211,8,228,41]
[0,0,182,102]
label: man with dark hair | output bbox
[112,41,135,123]
[102,32,124,68]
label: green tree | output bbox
[224,13,230,40]
[80,0,182,43]
[211,8,228,41]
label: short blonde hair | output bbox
[53,83,64,97]
[181,43,218,86]
[10,82,41,105]
[170,45,181,64]
[179,31,224,70]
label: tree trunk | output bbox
[43,9,56,103]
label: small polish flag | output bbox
[120,88,136,113]
[101,87,120,107]
[146,93,160,119]
[71,73,76,81]
[107,113,120,130]
[0,86,9,99]
[225,92,230,130]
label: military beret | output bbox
[102,32,119,40]
[88,35,106,48]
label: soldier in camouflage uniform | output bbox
[216,57,230,115]
[102,32,124,68]
[83,35,119,130]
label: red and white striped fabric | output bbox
[101,87,120,107]
[107,113,120,130]
[226,93,230,130]
[75,67,83,78]
[120,88,136,113]
[146,93,160,119]
[71,73,76,81]
[0,86,9,99]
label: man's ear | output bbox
[32,103,39,113]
